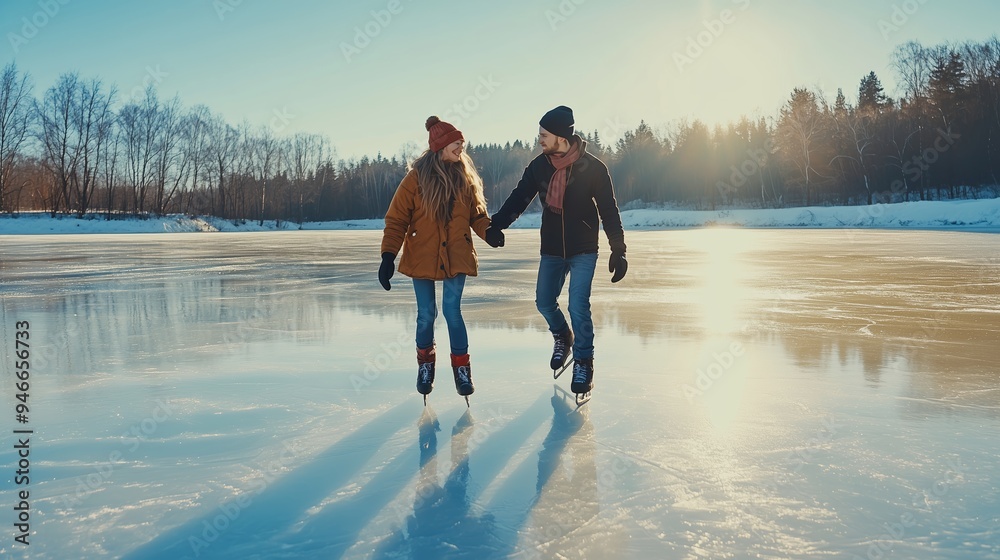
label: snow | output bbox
[1,227,998,559]
[2,197,1000,235]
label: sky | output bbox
[2,0,999,160]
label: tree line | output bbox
[1,38,998,223]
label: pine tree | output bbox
[834,88,848,115]
[858,71,889,114]
[590,129,603,156]
[929,50,967,125]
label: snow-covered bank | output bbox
[2,198,1000,235]
[0,213,386,235]
[514,197,1000,231]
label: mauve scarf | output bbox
[545,138,582,214]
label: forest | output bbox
[1,39,998,224]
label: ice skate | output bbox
[416,346,436,405]
[550,327,574,379]
[570,357,593,405]
[452,353,475,406]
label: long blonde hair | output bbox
[410,149,487,225]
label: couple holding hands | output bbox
[379,106,627,404]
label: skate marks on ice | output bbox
[121,401,417,560]
[481,385,630,559]
[122,389,619,559]
[368,393,551,558]
[367,408,505,558]
[367,388,631,559]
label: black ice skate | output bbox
[550,327,574,379]
[570,357,593,405]
[451,353,475,407]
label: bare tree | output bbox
[100,114,122,217]
[73,78,117,216]
[35,72,81,215]
[178,105,213,215]
[892,41,933,103]
[831,106,878,204]
[289,132,330,223]
[151,95,189,215]
[776,88,831,206]
[119,86,161,214]
[961,38,1000,184]
[885,110,921,201]
[207,115,239,217]
[248,125,281,225]
[0,63,33,213]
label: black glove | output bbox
[378,252,395,291]
[609,251,627,283]
[485,226,505,248]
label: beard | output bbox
[541,142,564,156]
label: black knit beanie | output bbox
[539,106,574,139]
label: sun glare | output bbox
[689,227,753,335]
[684,227,756,435]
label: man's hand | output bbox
[485,226,505,248]
[609,251,627,283]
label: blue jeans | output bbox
[413,274,468,355]
[535,252,598,359]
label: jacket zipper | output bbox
[561,213,566,258]
[561,163,574,258]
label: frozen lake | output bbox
[1,229,999,559]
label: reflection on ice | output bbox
[0,229,998,559]
[370,409,501,558]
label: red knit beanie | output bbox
[426,116,464,152]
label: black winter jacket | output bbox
[492,137,626,258]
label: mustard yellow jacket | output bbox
[381,169,491,280]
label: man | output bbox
[485,106,627,397]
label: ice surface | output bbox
[1,229,999,559]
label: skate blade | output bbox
[464,395,470,408]
[423,394,428,406]
[575,391,591,407]
[552,352,574,379]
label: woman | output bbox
[379,116,492,403]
